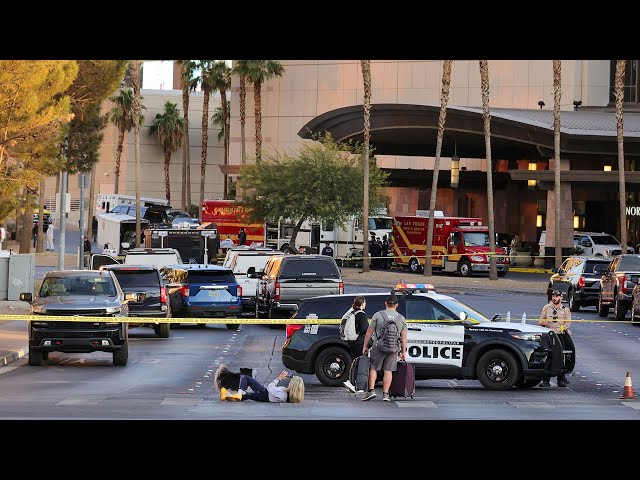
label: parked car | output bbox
[160,264,242,329]
[256,254,343,319]
[282,284,574,389]
[539,230,633,258]
[90,247,183,270]
[627,279,640,323]
[546,256,611,311]
[222,248,284,314]
[22,270,143,366]
[598,254,640,320]
[103,264,171,338]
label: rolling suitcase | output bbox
[349,354,370,392]
[390,361,415,398]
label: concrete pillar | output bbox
[544,159,573,266]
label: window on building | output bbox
[610,60,639,103]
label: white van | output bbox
[539,230,633,258]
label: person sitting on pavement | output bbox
[215,364,305,403]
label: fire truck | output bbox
[392,216,510,277]
[201,200,265,246]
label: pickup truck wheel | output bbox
[409,258,420,273]
[633,305,640,326]
[41,352,49,361]
[615,298,628,321]
[113,339,128,366]
[476,349,520,390]
[158,323,170,338]
[597,294,610,317]
[314,346,351,387]
[226,323,239,330]
[497,271,507,278]
[28,348,42,366]
[568,289,581,312]
[459,260,472,277]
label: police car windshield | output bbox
[436,298,490,323]
[464,232,490,247]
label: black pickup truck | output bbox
[598,254,640,320]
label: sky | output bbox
[142,60,233,90]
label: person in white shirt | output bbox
[217,367,304,403]
[46,224,55,251]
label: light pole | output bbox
[58,138,68,270]
[78,171,87,269]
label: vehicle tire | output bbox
[113,339,128,366]
[41,351,49,361]
[515,378,542,389]
[568,288,581,312]
[158,323,170,338]
[458,260,472,277]
[633,305,640,326]
[409,258,420,273]
[226,323,239,330]
[615,298,628,321]
[597,294,609,317]
[498,271,506,278]
[28,348,42,366]
[314,346,351,387]
[255,299,267,319]
[476,349,520,390]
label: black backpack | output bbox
[378,311,400,353]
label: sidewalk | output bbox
[0,301,30,367]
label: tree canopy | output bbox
[239,135,388,249]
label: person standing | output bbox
[238,227,247,246]
[46,223,55,251]
[381,235,390,270]
[321,241,334,257]
[32,222,38,248]
[538,289,573,388]
[92,216,98,243]
[342,296,370,393]
[361,294,407,401]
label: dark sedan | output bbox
[546,256,611,311]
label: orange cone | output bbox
[621,371,636,399]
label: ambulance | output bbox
[392,215,510,277]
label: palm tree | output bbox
[150,102,184,203]
[615,60,627,249]
[212,103,227,142]
[552,60,562,268]
[108,88,144,194]
[425,60,453,276]
[130,60,143,247]
[210,61,232,198]
[177,60,196,210]
[246,60,285,162]
[361,60,372,273]
[233,60,251,165]
[479,60,497,280]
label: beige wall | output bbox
[45,89,225,209]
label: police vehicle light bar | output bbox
[394,283,435,292]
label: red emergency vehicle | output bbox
[201,199,265,245]
[392,216,510,277]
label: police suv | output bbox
[282,284,575,390]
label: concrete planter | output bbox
[513,251,533,267]
[533,256,545,268]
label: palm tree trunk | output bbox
[361,60,371,272]
[615,60,627,249]
[130,60,142,248]
[254,79,262,162]
[426,60,452,276]
[20,203,34,254]
[480,60,497,280]
[553,60,562,268]
[114,127,125,194]
[87,164,96,244]
[164,151,172,203]
[240,73,246,165]
[200,87,210,212]
[221,88,229,199]
[181,72,190,211]
[36,178,45,253]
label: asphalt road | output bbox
[1,287,639,420]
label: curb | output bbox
[510,267,553,274]
[0,345,28,367]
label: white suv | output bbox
[538,231,633,258]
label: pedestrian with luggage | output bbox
[341,296,370,393]
[361,294,407,401]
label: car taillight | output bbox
[179,285,190,297]
[274,282,280,301]
[577,276,585,289]
[237,285,242,297]
[620,275,627,293]
[286,324,303,339]
[339,281,344,294]
[160,287,167,303]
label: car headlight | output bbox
[470,255,485,262]
[509,332,542,342]
[105,307,122,314]
[32,305,47,314]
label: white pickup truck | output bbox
[222,248,284,315]
[90,248,183,270]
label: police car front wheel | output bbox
[477,349,520,390]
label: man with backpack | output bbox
[340,296,370,393]
[361,294,407,401]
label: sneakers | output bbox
[225,391,243,401]
[361,390,377,401]
[539,380,551,388]
[382,393,391,402]
[343,380,357,394]
[220,387,229,401]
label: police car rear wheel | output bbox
[315,346,351,387]
[477,349,520,390]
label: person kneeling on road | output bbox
[215,365,305,403]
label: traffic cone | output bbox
[621,371,636,399]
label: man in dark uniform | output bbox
[321,241,334,257]
[238,227,247,246]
